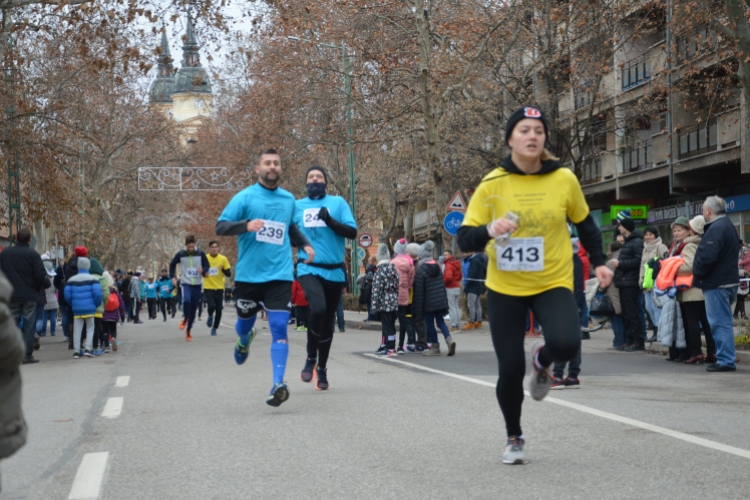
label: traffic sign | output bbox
[357,247,366,262]
[358,233,374,248]
[446,191,467,212]
[443,211,464,236]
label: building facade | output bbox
[148,17,214,143]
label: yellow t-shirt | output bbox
[462,166,589,296]
[204,254,231,290]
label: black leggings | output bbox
[397,305,415,347]
[487,287,580,437]
[298,275,344,369]
[681,301,715,357]
[205,289,224,326]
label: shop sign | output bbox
[726,194,750,213]
[647,201,703,224]
[610,205,648,220]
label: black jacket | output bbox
[614,230,644,289]
[0,243,50,302]
[573,253,584,293]
[693,216,740,290]
[412,261,449,318]
[464,253,487,295]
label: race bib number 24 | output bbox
[496,237,544,272]
[256,220,286,245]
[303,208,327,228]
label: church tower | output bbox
[148,31,175,116]
[170,16,213,128]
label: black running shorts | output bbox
[233,281,292,319]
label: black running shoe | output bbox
[266,383,289,407]
[316,366,329,391]
[301,357,317,383]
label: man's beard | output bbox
[260,172,280,187]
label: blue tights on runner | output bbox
[268,311,290,385]
[235,310,290,384]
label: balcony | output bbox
[622,140,653,173]
[678,119,717,160]
[581,157,601,184]
[621,54,651,91]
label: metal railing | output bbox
[678,119,717,159]
[622,55,651,90]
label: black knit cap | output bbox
[505,106,550,144]
[306,166,328,183]
[644,226,659,238]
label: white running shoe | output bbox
[503,436,527,465]
[527,340,551,401]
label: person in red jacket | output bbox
[292,278,309,331]
[578,242,590,281]
[443,251,463,331]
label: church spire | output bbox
[149,28,175,104]
[157,31,173,78]
[182,16,201,68]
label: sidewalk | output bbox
[343,309,490,334]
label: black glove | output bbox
[318,207,332,224]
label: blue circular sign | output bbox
[443,211,464,236]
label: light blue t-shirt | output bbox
[295,195,356,282]
[218,183,297,283]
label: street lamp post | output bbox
[288,36,357,294]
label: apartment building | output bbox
[561,6,750,245]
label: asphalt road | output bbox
[3,310,750,499]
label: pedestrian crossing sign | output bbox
[446,191,467,212]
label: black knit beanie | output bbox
[306,166,328,183]
[505,106,550,144]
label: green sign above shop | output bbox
[610,205,648,220]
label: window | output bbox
[677,119,717,159]
[677,26,714,62]
[622,140,653,173]
[622,55,651,90]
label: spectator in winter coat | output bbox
[371,244,399,357]
[391,238,415,350]
[443,251,462,332]
[37,253,59,337]
[64,257,103,358]
[461,251,473,286]
[129,272,143,324]
[641,226,669,343]
[156,270,175,321]
[119,272,132,320]
[693,196,741,372]
[414,241,456,357]
[292,278,310,330]
[102,272,126,352]
[0,269,26,491]
[357,257,378,322]
[462,252,488,330]
[0,228,50,364]
[551,238,585,389]
[604,241,625,349]
[55,250,82,345]
[612,218,645,351]
[89,258,110,353]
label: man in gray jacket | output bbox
[129,272,143,324]
[0,269,27,492]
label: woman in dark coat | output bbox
[412,241,456,357]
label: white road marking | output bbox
[114,376,130,388]
[364,353,750,461]
[101,397,123,419]
[68,452,109,499]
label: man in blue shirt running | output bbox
[295,166,357,391]
[216,148,315,407]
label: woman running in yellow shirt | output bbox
[458,106,613,465]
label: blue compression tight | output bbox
[268,311,290,385]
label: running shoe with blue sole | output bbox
[207,316,213,328]
[234,328,257,365]
[211,328,217,336]
[266,383,289,407]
